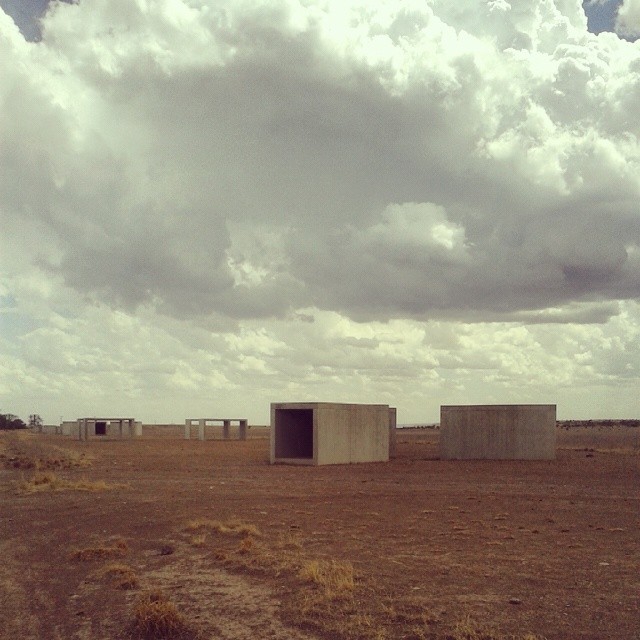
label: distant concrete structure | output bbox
[271,402,390,466]
[440,404,556,460]
[61,421,77,437]
[184,418,248,441]
[40,424,62,435]
[77,418,138,441]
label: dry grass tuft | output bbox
[184,518,260,537]
[71,538,129,561]
[97,563,139,590]
[237,536,254,554]
[299,559,355,597]
[277,530,303,550]
[16,471,125,493]
[128,590,198,640]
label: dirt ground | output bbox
[1,424,638,640]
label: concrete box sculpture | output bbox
[77,417,138,441]
[184,418,248,441]
[271,402,390,465]
[440,404,556,460]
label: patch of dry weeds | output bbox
[70,538,129,561]
[16,471,126,493]
[127,590,199,640]
[184,517,260,537]
[299,559,355,598]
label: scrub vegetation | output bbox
[1,431,92,470]
[0,424,637,639]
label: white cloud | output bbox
[1,0,639,422]
[615,0,640,36]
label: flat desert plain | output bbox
[1,424,638,640]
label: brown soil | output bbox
[1,425,638,640]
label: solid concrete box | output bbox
[271,402,390,465]
[440,404,556,460]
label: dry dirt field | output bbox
[1,424,638,640]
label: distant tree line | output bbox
[0,413,27,430]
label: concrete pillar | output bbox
[134,421,142,437]
[239,420,247,441]
[389,407,397,459]
[223,419,231,440]
[184,420,191,439]
[198,419,206,441]
[119,420,123,439]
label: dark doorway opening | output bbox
[95,421,107,436]
[274,409,313,459]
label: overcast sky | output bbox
[1,0,639,425]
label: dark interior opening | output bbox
[275,409,313,459]
[95,421,107,436]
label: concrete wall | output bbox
[389,407,397,459]
[41,424,62,435]
[271,402,390,465]
[440,404,556,460]
[61,421,77,437]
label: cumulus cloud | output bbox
[1,0,639,421]
[2,0,639,323]
[615,0,640,36]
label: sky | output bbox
[0,0,639,425]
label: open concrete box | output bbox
[270,402,391,465]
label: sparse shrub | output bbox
[128,590,198,640]
[0,414,27,430]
